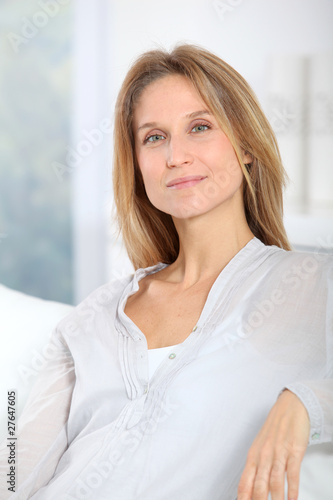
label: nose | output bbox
[166,136,193,168]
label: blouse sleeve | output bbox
[0,326,75,499]
[284,379,333,445]
[284,256,333,446]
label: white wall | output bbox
[72,0,113,302]
[108,0,333,104]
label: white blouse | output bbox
[0,237,332,500]
[148,345,180,380]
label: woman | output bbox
[1,44,332,500]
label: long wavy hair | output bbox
[113,44,291,269]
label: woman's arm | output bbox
[238,255,333,500]
[237,389,310,500]
[0,327,75,499]
[284,379,333,445]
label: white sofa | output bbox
[0,283,332,498]
[0,284,73,442]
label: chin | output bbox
[167,202,216,220]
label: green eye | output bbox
[145,134,164,143]
[192,124,209,133]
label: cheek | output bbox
[137,150,164,189]
[210,147,244,191]
[136,153,151,186]
[216,163,243,190]
[139,165,157,191]
[137,162,162,206]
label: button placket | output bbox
[125,392,149,429]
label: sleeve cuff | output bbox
[282,382,326,445]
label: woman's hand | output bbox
[237,389,310,500]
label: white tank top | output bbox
[148,344,179,379]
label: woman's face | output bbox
[133,74,250,220]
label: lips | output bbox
[166,175,207,188]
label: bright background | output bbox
[0,0,332,305]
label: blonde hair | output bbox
[113,44,291,269]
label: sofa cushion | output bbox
[0,284,73,441]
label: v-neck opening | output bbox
[117,237,266,346]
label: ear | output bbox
[242,150,253,165]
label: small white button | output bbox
[144,386,149,394]
[311,432,320,440]
[193,325,198,331]
[169,353,176,359]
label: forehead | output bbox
[138,73,196,97]
[132,75,207,127]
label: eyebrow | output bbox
[136,109,212,133]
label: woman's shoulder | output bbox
[268,243,332,273]
[260,243,333,297]
[54,262,167,339]
[53,273,134,337]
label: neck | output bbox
[168,204,254,288]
